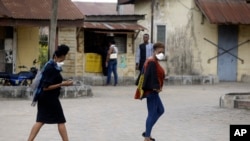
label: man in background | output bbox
[135,34,154,72]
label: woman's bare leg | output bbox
[27,122,44,141]
[58,123,69,141]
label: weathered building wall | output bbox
[133,0,218,77]
[238,25,250,81]
[58,27,78,77]
[161,0,195,75]
[133,0,250,82]
[192,1,218,75]
[57,27,137,82]
[16,26,40,72]
[133,0,152,50]
[16,27,82,78]
[79,31,136,78]
[119,33,136,77]
[193,5,250,81]
[76,29,84,76]
[134,0,198,75]
[12,1,250,84]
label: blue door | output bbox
[218,25,238,81]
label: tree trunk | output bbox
[49,0,58,59]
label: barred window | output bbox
[157,25,166,44]
[114,34,127,54]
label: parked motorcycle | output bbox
[0,60,38,86]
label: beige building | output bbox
[0,0,84,85]
[118,0,250,83]
[1,1,147,86]
[74,2,146,85]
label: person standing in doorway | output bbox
[105,40,118,86]
[27,45,73,141]
[137,42,166,141]
[135,33,154,72]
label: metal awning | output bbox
[84,22,146,31]
[118,0,135,4]
[195,0,250,24]
[0,0,84,26]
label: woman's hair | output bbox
[54,44,70,57]
[153,42,165,50]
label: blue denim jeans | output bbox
[106,59,118,85]
[145,91,165,137]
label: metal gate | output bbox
[218,25,238,81]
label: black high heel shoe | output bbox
[142,132,155,141]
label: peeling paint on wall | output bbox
[119,55,127,68]
[167,26,193,75]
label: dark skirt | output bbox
[36,90,66,124]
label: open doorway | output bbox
[84,30,127,76]
[84,30,110,76]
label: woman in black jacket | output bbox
[28,45,73,141]
[141,42,166,141]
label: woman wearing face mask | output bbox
[139,42,166,141]
[28,44,73,141]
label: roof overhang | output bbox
[85,15,145,22]
[0,0,85,26]
[118,0,135,5]
[0,18,84,27]
[195,0,250,25]
[84,22,146,31]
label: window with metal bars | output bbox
[157,25,166,44]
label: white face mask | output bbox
[155,53,165,60]
[56,62,64,68]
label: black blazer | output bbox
[142,61,160,91]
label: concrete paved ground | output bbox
[0,82,250,141]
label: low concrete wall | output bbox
[235,99,250,110]
[220,92,250,109]
[76,75,219,86]
[165,75,219,85]
[0,75,219,99]
[0,85,93,99]
[0,86,28,98]
[80,76,135,86]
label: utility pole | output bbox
[49,0,58,59]
[151,0,155,43]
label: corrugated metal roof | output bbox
[0,1,11,17]
[84,22,146,31]
[74,2,134,15]
[1,0,84,20]
[196,0,250,24]
[118,0,135,4]
[0,19,84,27]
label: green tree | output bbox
[39,35,48,69]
